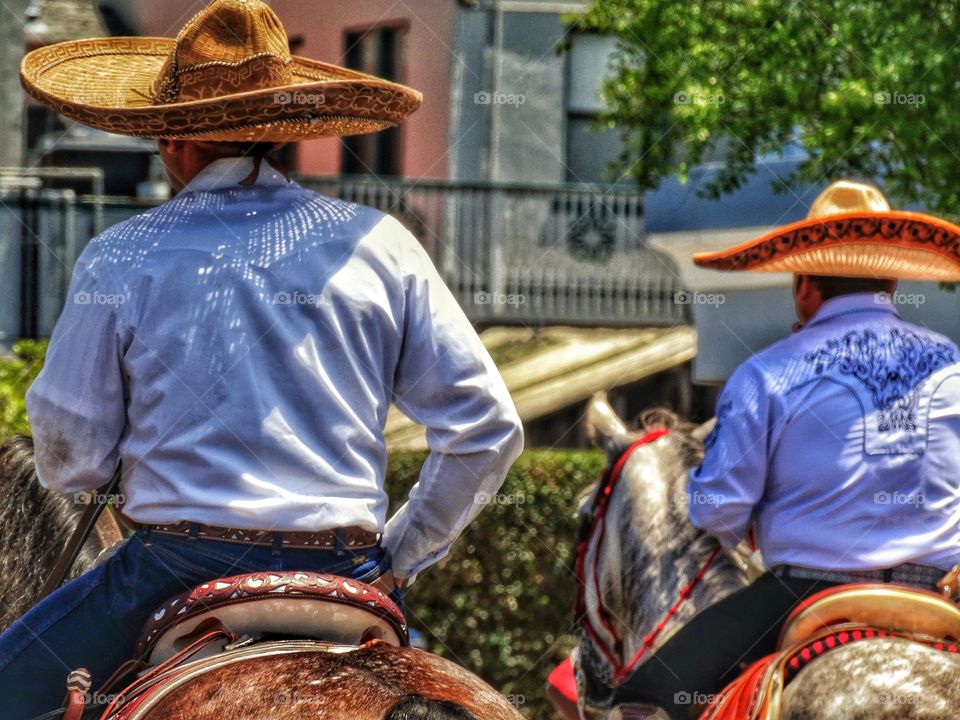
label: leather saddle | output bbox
[65,571,407,719]
[702,583,960,720]
[137,570,408,664]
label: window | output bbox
[566,34,623,184]
[341,25,404,176]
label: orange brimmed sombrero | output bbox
[693,180,960,281]
[19,0,421,142]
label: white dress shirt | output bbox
[689,293,960,571]
[26,157,524,579]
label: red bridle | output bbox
[575,429,722,685]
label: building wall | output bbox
[272,0,456,179]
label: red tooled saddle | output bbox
[700,583,960,720]
[61,571,407,720]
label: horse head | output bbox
[576,394,749,710]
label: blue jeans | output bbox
[0,529,395,720]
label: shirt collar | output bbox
[805,292,900,328]
[180,156,291,194]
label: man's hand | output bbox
[370,571,407,597]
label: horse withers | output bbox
[570,393,960,720]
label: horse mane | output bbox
[633,407,705,470]
[0,435,100,630]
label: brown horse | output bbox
[0,436,523,719]
[575,393,960,720]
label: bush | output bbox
[0,340,47,441]
[387,449,605,719]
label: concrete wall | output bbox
[1,0,27,168]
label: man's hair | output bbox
[802,274,896,301]
[383,695,478,720]
[194,140,285,161]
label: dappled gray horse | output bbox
[0,435,121,630]
[576,393,960,719]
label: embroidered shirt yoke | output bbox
[688,293,960,571]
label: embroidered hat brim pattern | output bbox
[19,0,422,142]
[692,181,960,282]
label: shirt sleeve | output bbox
[687,361,770,548]
[25,261,128,494]
[382,224,524,580]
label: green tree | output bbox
[576,0,960,213]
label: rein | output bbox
[575,429,722,685]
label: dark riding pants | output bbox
[613,572,839,719]
[0,529,397,720]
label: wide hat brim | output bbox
[20,37,422,141]
[692,210,960,282]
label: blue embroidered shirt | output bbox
[689,293,960,571]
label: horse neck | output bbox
[0,437,101,629]
[597,437,747,660]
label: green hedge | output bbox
[0,343,602,718]
[387,450,605,718]
[0,340,47,441]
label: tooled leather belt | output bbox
[140,520,381,550]
[774,563,945,590]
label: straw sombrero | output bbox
[692,180,960,281]
[19,0,422,142]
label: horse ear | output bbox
[585,392,635,458]
[690,417,716,443]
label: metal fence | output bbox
[303,176,685,326]
[0,172,685,345]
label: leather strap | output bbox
[775,563,944,589]
[141,521,381,550]
[38,464,123,601]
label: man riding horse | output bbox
[613,180,960,718]
[2,1,523,716]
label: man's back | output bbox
[690,292,960,570]
[27,156,523,578]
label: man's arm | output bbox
[383,222,524,581]
[687,362,770,548]
[26,262,128,494]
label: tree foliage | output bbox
[577,0,960,213]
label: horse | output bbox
[574,392,960,720]
[0,435,123,631]
[0,436,523,719]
